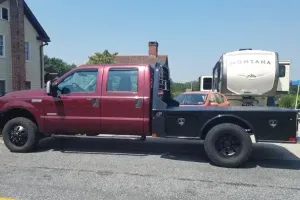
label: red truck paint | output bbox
[0,64,152,136]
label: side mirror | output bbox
[46,80,52,95]
[46,80,59,96]
[61,87,71,94]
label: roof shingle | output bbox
[114,55,168,65]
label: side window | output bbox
[106,68,138,92]
[57,70,98,94]
[279,65,286,78]
[209,94,217,102]
[215,93,224,104]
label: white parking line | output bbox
[0,139,3,143]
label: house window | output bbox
[0,35,4,57]
[1,7,8,21]
[25,42,30,61]
[0,80,5,96]
[25,81,31,90]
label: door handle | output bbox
[86,98,100,107]
[135,97,142,108]
[92,98,100,107]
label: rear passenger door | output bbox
[100,66,144,134]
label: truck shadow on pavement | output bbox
[37,136,300,170]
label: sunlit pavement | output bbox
[0,136,300,200]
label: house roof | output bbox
[0,0,50,42]
[114,55,168,65]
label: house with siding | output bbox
[114,41,168,67]
[0,0,50,95]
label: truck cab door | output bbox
[42,68,102,134]
[100,66,144,134]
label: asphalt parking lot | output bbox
[1,136,300,200]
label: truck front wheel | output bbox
[2,117,39,153]
[204,123,252,168]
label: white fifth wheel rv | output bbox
[199,60,290,94]
[210,49,285,106]
[277,60,290,94]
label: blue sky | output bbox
[26,0,300,82]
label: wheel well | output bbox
[0,108,38,132]
[200,117,252,140]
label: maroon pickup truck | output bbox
[0,62,298,168]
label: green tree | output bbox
[44,55,76,76]
[86,50,118,64]
[289,85,299,95]
[170,80,199,97]
[277,94,300,108]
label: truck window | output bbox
[57,70,98,94]
[106,68,138,92]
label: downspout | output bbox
[39,42,48,88]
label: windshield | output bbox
[174,93,208,105]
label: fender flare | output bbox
[2,100,41,126]
[199,114,255,139]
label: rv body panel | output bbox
[277,60,290,94]
[213,50,279,97]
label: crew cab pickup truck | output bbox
[0,62,298,168]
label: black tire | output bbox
[2,117,39,153]
[204,123,252,168]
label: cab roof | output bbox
[76,64,150,69]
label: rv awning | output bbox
[291,80,300,86]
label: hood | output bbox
[3,89,45,98]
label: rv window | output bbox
[279,65,285,77]
[212,61,221,92]
[203,78,212,90]
[213,69,218,90]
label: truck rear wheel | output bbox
[2,117,39,153]
[204,123,252,168]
